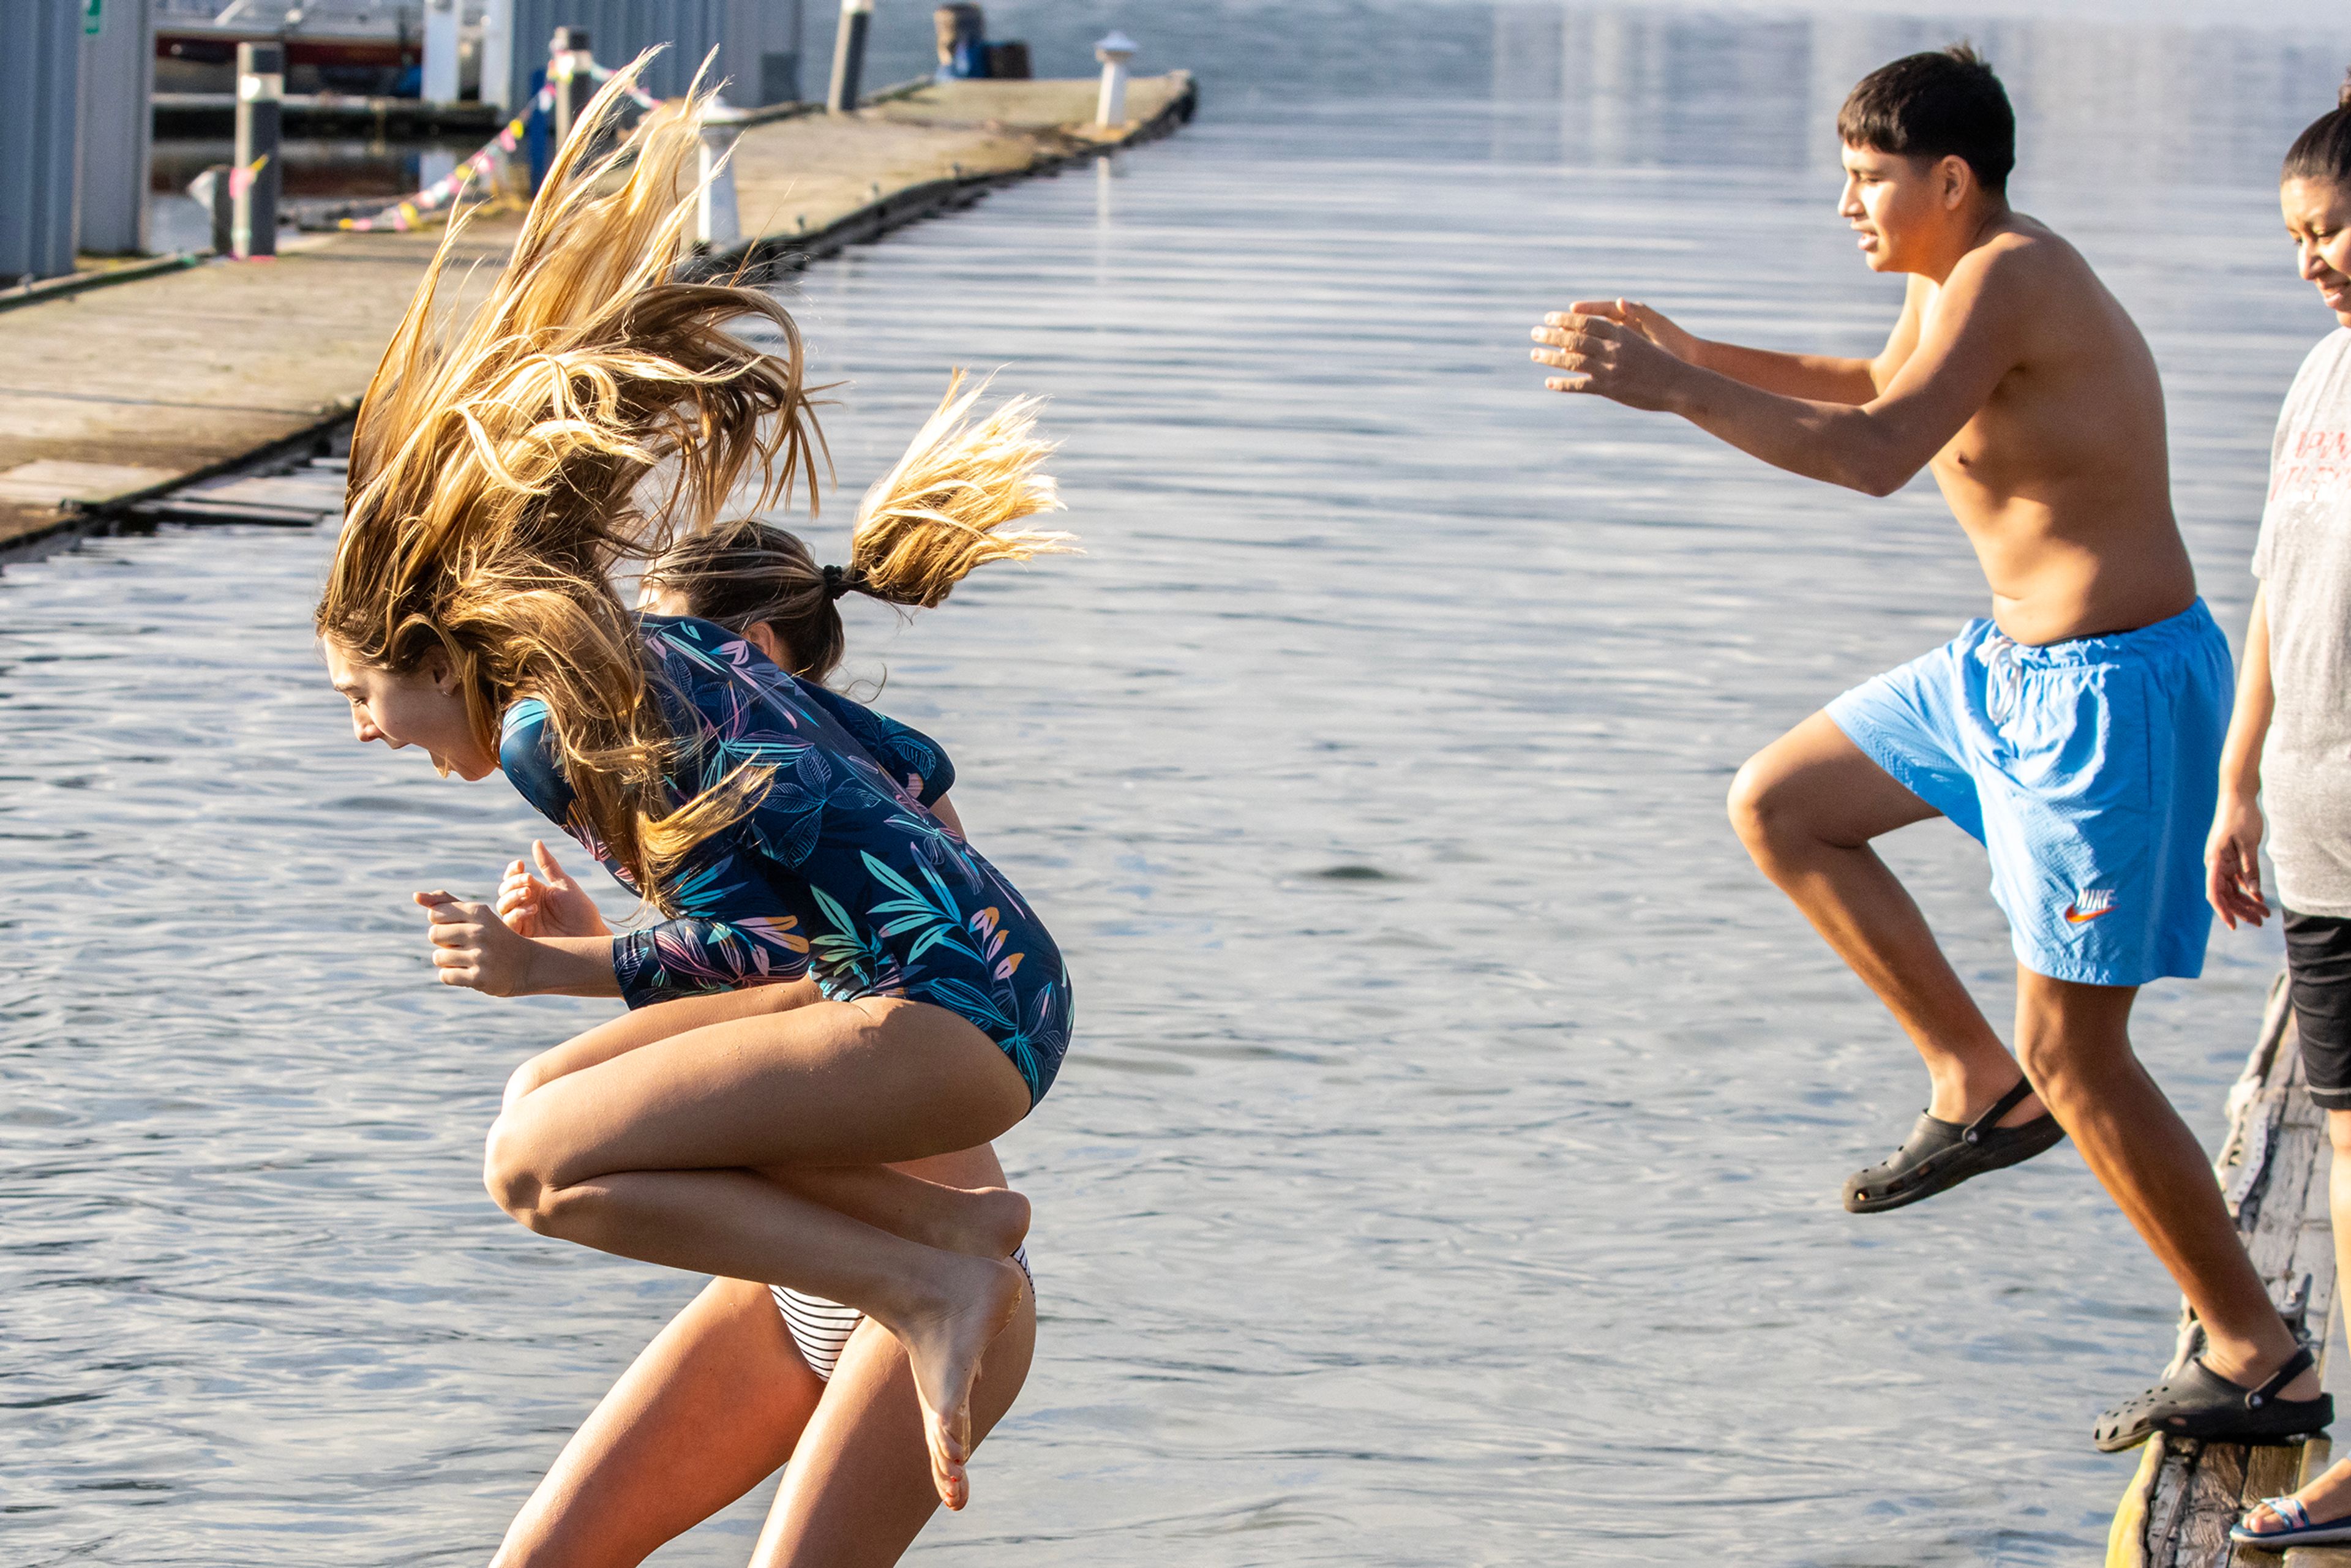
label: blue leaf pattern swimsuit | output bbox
[498,615,1073,1105]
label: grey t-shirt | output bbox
[2254,326,2351,915]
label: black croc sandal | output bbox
[1841,1079,2066,1214]
[2094,1345,2333,1453]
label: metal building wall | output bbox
[0,0,86,283]
[78,0,156,256]
[497,0,731,112]
[722,0,803,107]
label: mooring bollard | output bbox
[1093,31,1136,129]
[550,26,591,149]
[232,42,282,259]
[828,0,874,113]
[697,106,745,252]
[194,165,234,255]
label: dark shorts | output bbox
[2284,907,2351,1111]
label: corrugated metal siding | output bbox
[1,0,86,282]
[500,0,730,110]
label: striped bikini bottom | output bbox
[771,1247,1033,1384]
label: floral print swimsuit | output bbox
[498,615,1073,1105]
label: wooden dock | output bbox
[0,73,1196,559]
[2110,974,2351,1567]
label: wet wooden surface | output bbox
[0,75,1195,556]
[2112,975,2349,1568]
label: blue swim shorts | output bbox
[1824,599,2232,988]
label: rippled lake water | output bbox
[7,4,2349,1564]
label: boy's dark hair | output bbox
[2281,67,2351,190]
[1838,44,2016,197]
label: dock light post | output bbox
[1093,31,1136,128]
[827,0,874,114]
[550,26,591,149]
[232,41,282,260]
[422,0,461,103]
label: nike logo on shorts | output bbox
[2064,890,2117,924]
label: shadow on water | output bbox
[4,3,2342,1564]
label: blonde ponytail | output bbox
[645,371,1078,684]
[841,370,1076,607]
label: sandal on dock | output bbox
[1840,1079,2065,1214]
[2093,1345,2332,1454]
[2230,1495,2351,1548]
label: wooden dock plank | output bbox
[2117,976,2345,1568]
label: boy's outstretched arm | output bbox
[1562,295,1903,405]
[1535,252,2023,495]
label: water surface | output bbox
[5,4,2345,1564]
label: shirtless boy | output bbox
[1529,45,2330,1449]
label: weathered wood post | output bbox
[1093,31,1136,129]
[231,41,281,260]
[827,0,874,113]
[550,26,591,149]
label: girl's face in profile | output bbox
[2282,176,2351,328]
[322,639,500,781]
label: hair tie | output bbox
[821,563,858,601]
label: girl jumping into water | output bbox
[314,61,1076,1562]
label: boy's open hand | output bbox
[415,890,538,996]
[1563,297,1700,360]
[1529,303,1691,410]
[494,839,609,939]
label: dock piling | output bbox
[828,0,874,113]
[231,43,282,260]
[550,28,591,149]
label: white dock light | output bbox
[1094,31,1138,129]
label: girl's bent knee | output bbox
[482,1112,548,1221]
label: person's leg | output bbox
[753,1289,1038,1567]
[483,994,1035,1506]
[492,1276,822,1568]
[1729,711,2043,1125]
[505,985,1029,1255]
[2013,970,2316,1399]
[503,980,823,1108]
[766,1165,1030,1261]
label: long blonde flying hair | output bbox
[318,56,1072,907]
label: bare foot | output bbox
[1926,1072,2047,1128]
[2203,1337,2326,1405]
[2242,1455,2351,1537]
[877,1251,1026,1510]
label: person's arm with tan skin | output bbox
[1531,242,2027,497]
[414,888,623,996]
[2208,585,2276,931]
[1565,283,1922,405]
